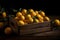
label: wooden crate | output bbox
[20,21,51,35]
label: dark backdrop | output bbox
[0,0,60,16]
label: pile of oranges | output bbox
[14,9,50,26]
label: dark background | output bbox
[0,0,60,16]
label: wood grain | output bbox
[20,27,51,35]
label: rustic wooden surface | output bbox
[0,30,60,40]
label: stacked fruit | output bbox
[14,9,50,26]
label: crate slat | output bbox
[33,30,60,36]
[20,27,51,35]
[20,21,50,30]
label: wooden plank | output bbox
[20,21,50,30]
[33,30,60,36]
[20,27,51,35]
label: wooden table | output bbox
[0,30,60,40]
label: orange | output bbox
[16,12,22,17]
[25,14,32,19]
[30,12,36,17]
[36,14,44,20]
[28,17,34,23]
[54,19,60,26]
[29,9,34,13]
[34,19,40,23]
[21,9,27,16]
[2,12,6,18]
[39,11,45,17]
[35,11,39,15]
[18,20,25,25]
[4,27,12,34]
[20,15,25,20]
[44,16,50,21]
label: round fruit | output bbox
[18,20,25,25]
[28,17,34,23]
[54,19,60,26]
[34,19,40,23]
[4,27,12,34]
[26,14,32,19]
[44,16,50,21]
[29,9,34,13]
[16,12,22,17]
[21,9,27,16]
[30,12,36,17]
[0,22,3,28]
[20,15,25,20]
[35,11,39,15]
[27,14,31,17]
[37,14,43,20]
[39,11,45,17]
[2,12,6,18]
[39,16,44,20]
